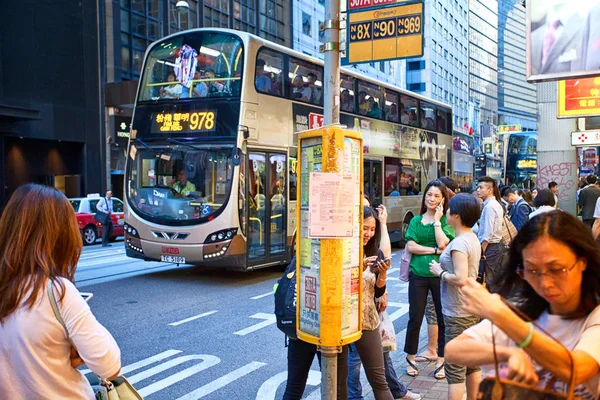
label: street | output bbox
[75,244,416,400]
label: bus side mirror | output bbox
[232,147,242,166]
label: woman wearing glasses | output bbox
[445,211,600,399]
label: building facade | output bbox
[497,0,536,131]
[102,0,292,199]
[0,0,104,206]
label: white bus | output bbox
[124,28,454,271]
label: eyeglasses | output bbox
[517,258,579,282]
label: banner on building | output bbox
[527,1,600,82]
[558,77,600,118]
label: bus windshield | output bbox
[127,140,235,225]
[138,31,244,102]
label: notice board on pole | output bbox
[343,2,423,65]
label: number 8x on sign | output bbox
[345,2,423,64]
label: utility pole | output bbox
[320,0,341,398]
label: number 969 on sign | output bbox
[349,14,422,42]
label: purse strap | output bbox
[47,280,77,350]
[490,299,576,399]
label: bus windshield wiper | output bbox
[134,138,159,154]
[167,138,207,151]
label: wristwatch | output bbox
[433,221,442,227]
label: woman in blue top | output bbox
[403,180,455,379]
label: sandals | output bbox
[434,363,445,380]
[415,354,438,362]
[406,357,419,377]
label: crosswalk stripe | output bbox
[168,311,219,327]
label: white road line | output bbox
[387,268,399,274]
[80,349,182,376]
[234,313,276,336]
[387,302,410,323]
[251,291,273,300]
[168,310,218,327]
[77,255,130,268]
[135,354,221,397]
[255,370,320,400]
[176,361,267,400]
[386,276,399,281]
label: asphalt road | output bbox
[75,245,413,400]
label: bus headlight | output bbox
[124,223,140,238]
[205,228,237,244]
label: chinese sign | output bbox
[348,0,401,10]
[498,124,522,134]
[345,2,423,64]
[558,78,600,118]
[571,131,600,146]
[517,159,537,169]
[151,111,217,133]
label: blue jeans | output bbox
[348,344,408,400]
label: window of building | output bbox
[357,80,383,119]
[289,58,323,106]
[204,0,229,28]
[259,1,285,44]
[233,1,257,32]
[256,48,284,96]
[169,0,197,31]
[408,60,425,71]
[432,18,437,30]
[120,0,162,78]
[380,62,385,73]
[340,74,355,113]
[408,82,425,92]
[302,12,312,37]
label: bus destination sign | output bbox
[345,3,423,65]
[151,111,217,133]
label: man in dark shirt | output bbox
[503,188,532,231]
[578,175,600,229]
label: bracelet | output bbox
[518,322,534,349]
[440,271,447,281]
[434,247,438,255]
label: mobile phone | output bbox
[370,257,391,271]
[80,292,94,302]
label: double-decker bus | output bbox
[124,28,453,271]
[505,131,537,189]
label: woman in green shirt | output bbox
[403,180,455,379]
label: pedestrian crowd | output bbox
[280,175,600,400]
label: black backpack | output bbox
[274,256,297,339]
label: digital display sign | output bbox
[344,3,423,65]
[517,159,537,169]
[558,77,600,118]
[151,111,217,133]
[498,124,522,134]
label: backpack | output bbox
[274,256,297,339]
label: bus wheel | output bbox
[82,225,98,245]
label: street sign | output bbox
[558,77,600,118]
[484,143,493,154]
[344,2,423,65]
[348,0,406,11]
[498,124,521,134]
[571,131,600,146]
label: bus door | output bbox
[247,151,287,266]
[364,159,382,206]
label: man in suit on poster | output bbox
[580,4,600,71]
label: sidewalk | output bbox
[364,324,448,399]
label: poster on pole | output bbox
[308,172,355,238]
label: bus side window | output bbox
[288,58,323,106]
[255,48,284,96]
[340,74,355,113]
[385,90,399,123]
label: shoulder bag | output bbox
[399,248,411,282]
[46,280,143,400]
[94,198,110,225]
[478,299,582,400]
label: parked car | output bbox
[69,197,125,245]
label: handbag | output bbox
[501,214,517,245]
[94,198,110,225]
[478,300,581,400]
[399,248,411,282]
[46,281,144,400]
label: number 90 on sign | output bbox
[350,14,422,43]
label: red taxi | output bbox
[69,196,125,245]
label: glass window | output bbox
[302,12,312,36]
[288,58,323,106]
[420,101,436,130]
[113,199,124,213]
[256,48,284,96]
[69,200,82,211]
[384,157,400,197]
[340,74,355,113]
[138,32,244,101]
[357,81,383,119]
[385,90,399,123]
[401,95,418,126]
[436,107,451,134]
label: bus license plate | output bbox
[161,255,185,264]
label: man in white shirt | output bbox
[96,190,114,247]
[476,176,505,292]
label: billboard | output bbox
[527,1,600,82]
[557,77,600,118]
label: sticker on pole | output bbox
[308,172,354,238]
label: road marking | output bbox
[176,361,267,400]
[255,369,320,400]
[251,291,273,300]
[135,354,221,397]
[234,313,276,336]
[387,302,410,323]
[388,268,399,274]
[386,276,399,281]
[169,310,218,326]
[80,349,181,376]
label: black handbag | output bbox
[478,300,580,400]
[94,198,110,224]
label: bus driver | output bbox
[171,168,197,196]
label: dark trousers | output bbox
[480,242,504,293]
[283,338,348,400]
[583,219,594,229]
[404,273,445,357]
[101,219,113,246]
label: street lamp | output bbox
[176,0,190,31]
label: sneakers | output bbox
[396,391,422,400]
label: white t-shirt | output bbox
[463,305,600,400]
[593,197,600,219]
[529,205,555,219]
[0,278,121,400]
